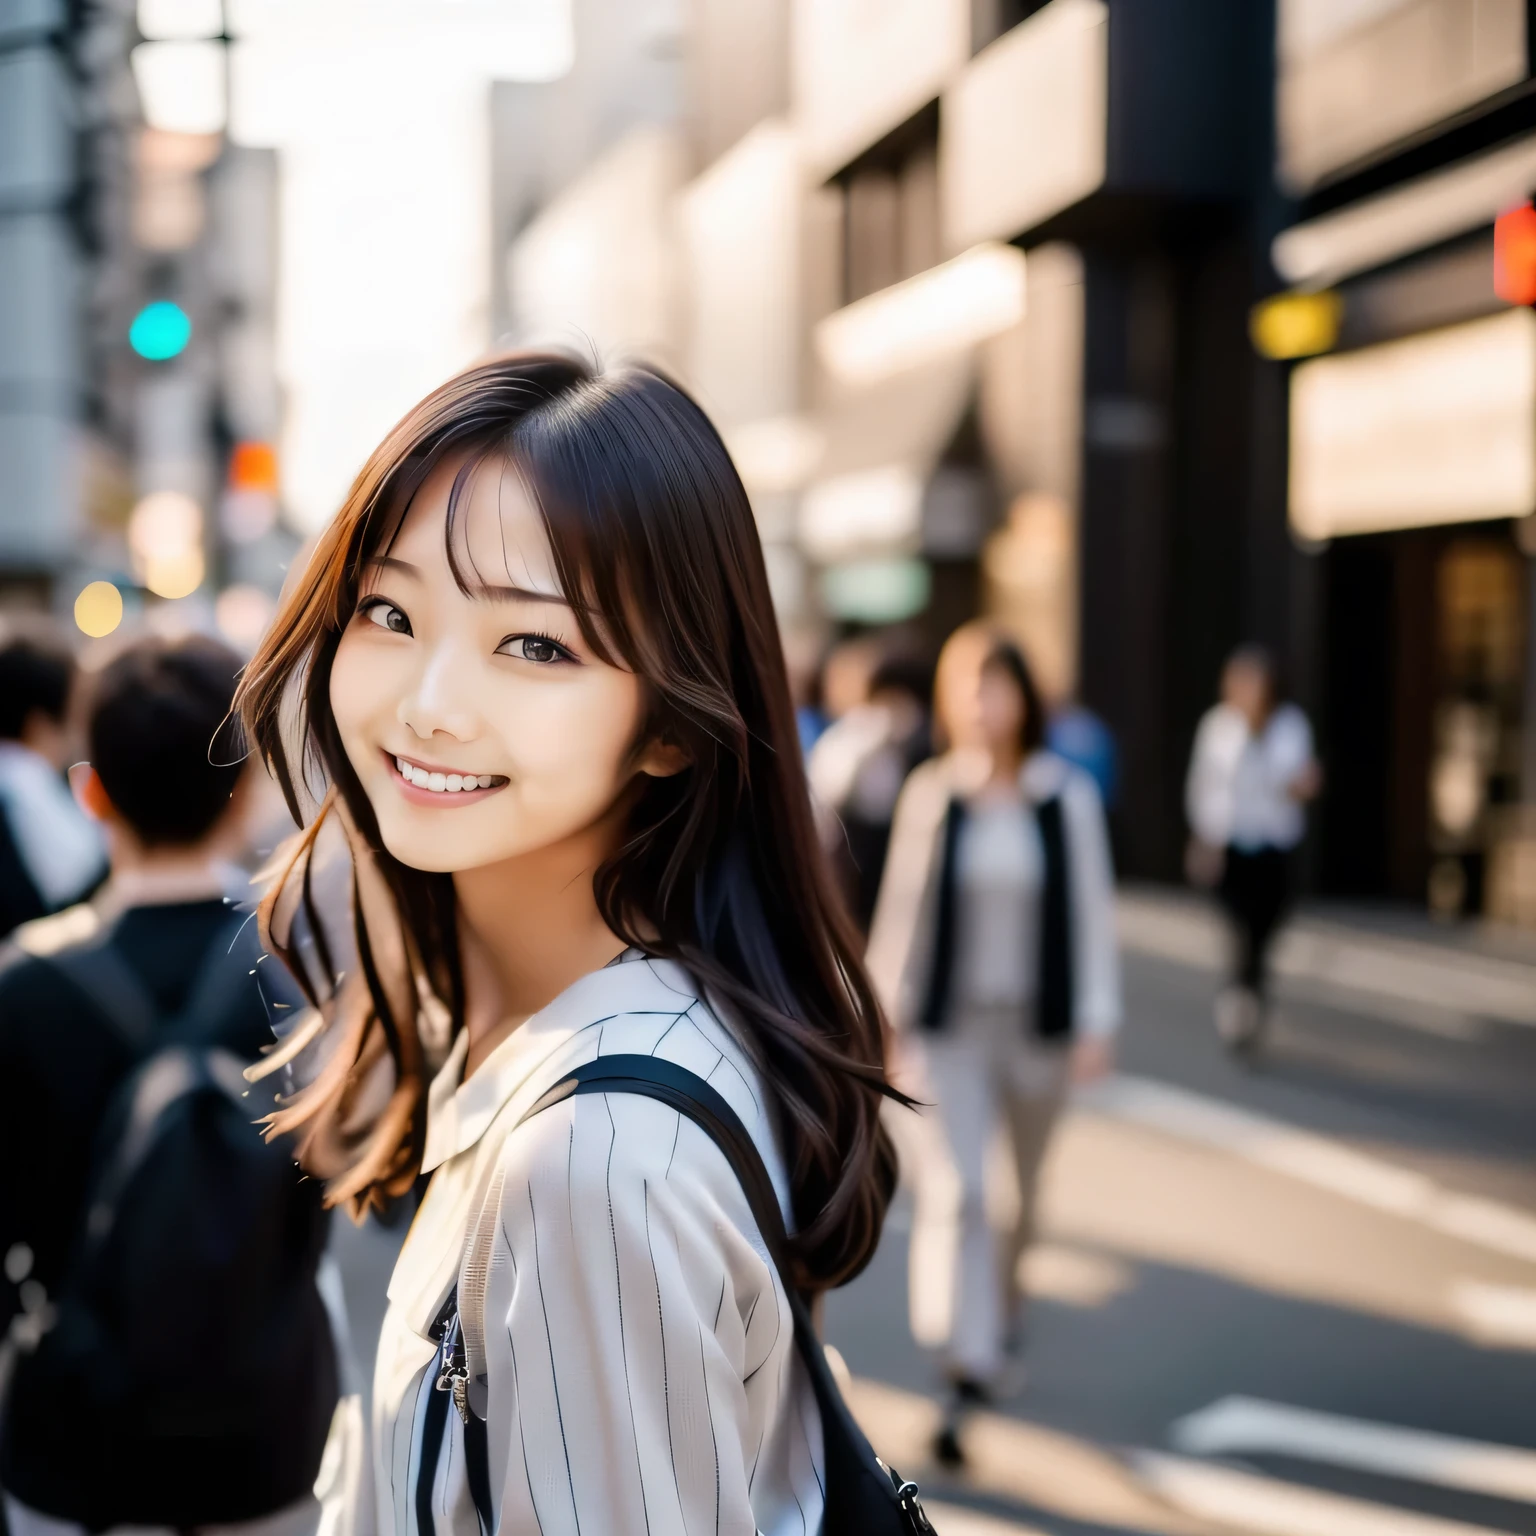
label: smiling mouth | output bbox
[386,751,508,799]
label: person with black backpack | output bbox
[0,635,337,1536]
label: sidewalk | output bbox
[1117,884,1536,1032]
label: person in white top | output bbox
[235,355,898,1535]
[1185,645,1320,1051]
[867,623,1121,1466]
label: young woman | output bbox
[867,623,1120,1465]
[1185,644,1320,1052]
[237,355,897,1535]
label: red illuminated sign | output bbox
[1494,204,1536,306]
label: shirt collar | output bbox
[419,948,697,1173]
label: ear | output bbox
[69,762,116,824]
[635,737,691,780]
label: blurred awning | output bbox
[1290,307,1536,541]
[798,354,973,561]
[1274,132,1536,289]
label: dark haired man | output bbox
[0,635,336,1536]
[0,625,106,938]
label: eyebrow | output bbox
[366,555,569,606]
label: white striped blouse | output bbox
[370,949,825,1536]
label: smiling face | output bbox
[329,453,670,875]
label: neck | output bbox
[107,840,233,908]
[987,745,1025,786]
[453,806,629,1076]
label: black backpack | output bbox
[426,1054,938,1535]
[11,918,337,1528]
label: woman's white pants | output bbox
[901,1012,1069,1386]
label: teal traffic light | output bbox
[129,301,192,361]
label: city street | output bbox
[825,899,1536,1536]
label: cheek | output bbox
[509,670,645,798]
[329,633,395,760]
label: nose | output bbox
[398,636,482,743]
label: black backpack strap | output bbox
[39,934,158,1052]
[163,910,262,1045]
[77,1047,204,1256]
[38,908,257,1059]
[430,1053,933,1535]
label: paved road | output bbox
[826,935,1536,1536]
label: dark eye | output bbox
[362,599,411,636]
[497,633,572,665]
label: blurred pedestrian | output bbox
[808,650,932,930]
[0,623,106,938]
[1185,644,1320,1053]
[0,636,335,1536]
[868,622,1121,1466]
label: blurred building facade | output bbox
[0,0,292,646]
[496,0,1280,882]
[0,0,137,592]
[1269,0,1536,922]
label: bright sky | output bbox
[227,0,573,532]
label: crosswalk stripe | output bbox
[1136,1451,1518,1536]
[1079,1073,1536,1264]
[1169,1396,1536,1505]
[1450,1278,1536,1348]
[1115,891,1536,1027]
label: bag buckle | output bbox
[877,1457,936,1534]
[434,1311,473,1424]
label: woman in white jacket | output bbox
[868,623,1121,1465]
[1185,645,1319,1052]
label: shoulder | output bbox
[0,909,107,1053]
[10,901,103,958]
[1195,702,1243,743]
[1025,751,1099,810]
[1268,702,1312,742]
[892,753,955,823]
[492,960,787,1228]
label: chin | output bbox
[370,813,488,875]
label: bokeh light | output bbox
[128,491,205,598]
[128,300,193,360]
[214,583,276,650]
[73,580,124,638]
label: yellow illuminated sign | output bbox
[1250,290,1342,360]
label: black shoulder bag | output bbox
[422,1053,937,1535]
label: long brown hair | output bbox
[238,353,897,1289]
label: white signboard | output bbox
[1289,308,1536,541]
[942,0,1108,251]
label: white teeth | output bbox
[396,757,498,794]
